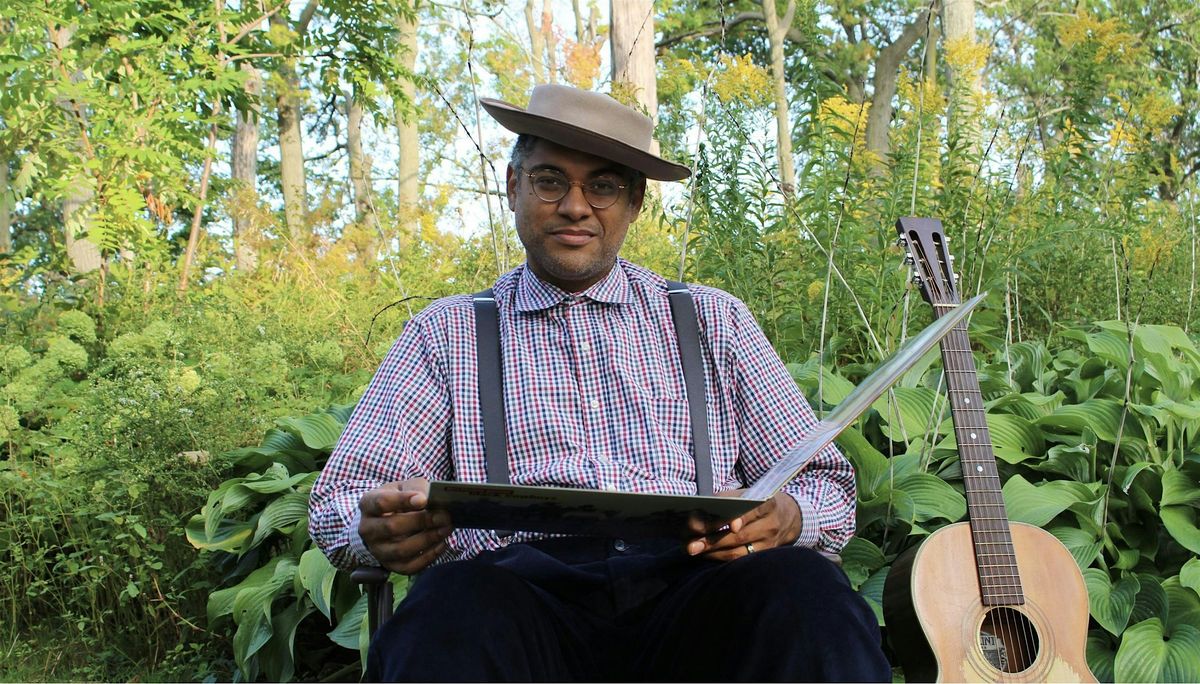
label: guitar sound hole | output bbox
[978,607,1040,673]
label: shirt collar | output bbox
[513,260,635,312]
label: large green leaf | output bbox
[1003,341,1050,393]
[186,515,252,553]
[298,547,338,620]
[329,592,370,661]
[251,492,310,548]
[836,427,888,499]
[261,600,314,682]
[1113,619,1200,683]
[1082,325,1131,370]
[276,412,346,452]
[787,360,855,406]
[1001,475,1100,527]
[1086,631,1116,684]
[1083,569,1139,636]
[1162,469,1200,508]
[1165,576,1200,631]
[231,558,297,675]
[1049,525,1102,569]
[1161,506,1200,554]
[858,566,887,626]
[988,390,1064,420]
[938,412,1046,464]
[840,537,885,590]
[896,472,966,523]
[1037,399,1125,443]
[1030,443,1092,481]
[1131,573,1169,626]
[857,488,916,529]
[872,387,941,443]
[1181,558,1200,598]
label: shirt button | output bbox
[589,399,600,409]
[613,539,628,552]
[602,483,620,492]
[579,341,591,351]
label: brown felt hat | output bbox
[481,84,692,182]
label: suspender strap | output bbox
[665,281,714,497]
[472,283,714,498]
[472,289,510,485]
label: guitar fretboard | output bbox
[933,302,1025,607]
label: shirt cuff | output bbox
[787,492,820,548]
[348,508,382,567]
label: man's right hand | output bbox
[358,478,454,575]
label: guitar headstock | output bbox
[895,217,961,308]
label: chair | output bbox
[350,566,395,635]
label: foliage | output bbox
[793,318,1200,682]
[185,405,407,682]
[0,259,404,680]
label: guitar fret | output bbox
[901,247,1031,606]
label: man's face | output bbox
[506,139,645,292]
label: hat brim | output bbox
[481,98,692,182]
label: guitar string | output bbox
[928,245,1036,671]
[946,319,1033,670]
[946,321,1028,670]
[923,241,1012,660]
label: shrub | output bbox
[187,405,404,682]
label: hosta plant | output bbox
[186,405,408,682]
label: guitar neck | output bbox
[932,302,1025,606]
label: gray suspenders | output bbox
[471,281,714,497]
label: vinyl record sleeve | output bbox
[426,481,763,538]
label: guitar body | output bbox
[884,521,1096,683]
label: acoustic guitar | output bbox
[882,217,1096,683]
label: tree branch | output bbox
[228,1,288,46]
[296,0,321,36]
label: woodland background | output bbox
[2,0,1200,681]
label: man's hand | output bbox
[358,478,454,575]
[685,490,802,561]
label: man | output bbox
[310,84,889,681]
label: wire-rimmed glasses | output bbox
[522,169,628,209]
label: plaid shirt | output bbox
[310,259,856,568]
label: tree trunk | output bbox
[395,9,420,226]
[571,0,584,42]
[610,0,658,153]
[0,161,11,254]
[346,90,378,261]
[762,0,796,194]
[942,0,981,159]
[864,4,936,167]
[271,12,309,238]
[542,0,557,83]
[63,175,102,273]
[232,62,261,271]
[49,24,102,273]
[525,0,547,83]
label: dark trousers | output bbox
[367,538,890,682]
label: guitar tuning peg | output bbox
[895,236,908,248]
[948,255,956,262]
[954,273,961,284]
[903,255,915,266]
[943,235,951,243]
[911,274,923,286]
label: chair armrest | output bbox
[351,566,395,636]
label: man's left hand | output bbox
[685,490,802,560]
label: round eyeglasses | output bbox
[522,170,628,209]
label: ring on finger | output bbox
[745,543,755,554]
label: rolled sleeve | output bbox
[726,300,857,553]
[309,317,454,570]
